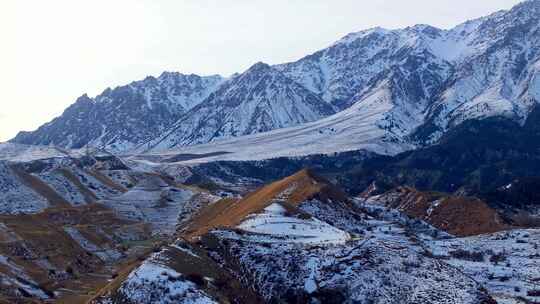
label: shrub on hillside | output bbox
[185,273,206,287]
[489,251,507,265]
[449,249,485,262]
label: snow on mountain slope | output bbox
[63,226,122,263]
[276,0,540,144]
[144,62,335,149]
[170,170,491,302]
[0,161,49,214]
[11,73,224,153]
[212,228,492,303]
[0,148,133,214]
[354,195,540,304]
[0,160,130,215]
[66,167,124,200]
[10,1,540,161]
[194,173,493,303]
[0,254,50,299]
[37,170,88,206]
[0,142,76,162]
[0,148,221,301]
[102,174,197,234]
[139,1,540,160]
[181,169,357,239]
[236,203,351,245]
[135,83,413,162]
[276,25,453,111]
[107,253,218,304]
[149,24,455,153]
[0,203,152,302]
[416,1,540,141]
[91,168,540,303]
[92,238,264,304]
[357,200,540,304]
[427,229,540,304]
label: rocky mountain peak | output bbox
[246,61,271,72]
[233,62,276,84]
[75,93,93,103]
[11,72,225,152]
[406,24,442,38]
[334,26,390,46]
[144,58,335,150]
[514,0,540,11]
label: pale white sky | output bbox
[0,0,523,142]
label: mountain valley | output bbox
[3,1,540,303]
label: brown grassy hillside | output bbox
[371,187,508,236]
[182,169,350,240]
[0,204,153,304]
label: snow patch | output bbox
[237,203,351,245]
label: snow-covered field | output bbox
[135,87,412,163]
[0,143,75,162]
[236,203,351,245]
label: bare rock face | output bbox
[147,62,335,150]
[12,73,224,153]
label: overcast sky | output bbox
[0,0,523,142]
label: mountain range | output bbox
[12,0,540,159]
[4,2,540,303]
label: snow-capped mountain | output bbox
[274,25,456,145]
[11,73,224,152]
[141,84,412,159]
[276,26,453,111]
[277,0,540,144]
[140,0,540,159]
[12,0,540,159]
[417,0,540,142]
[143,62,335,149]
